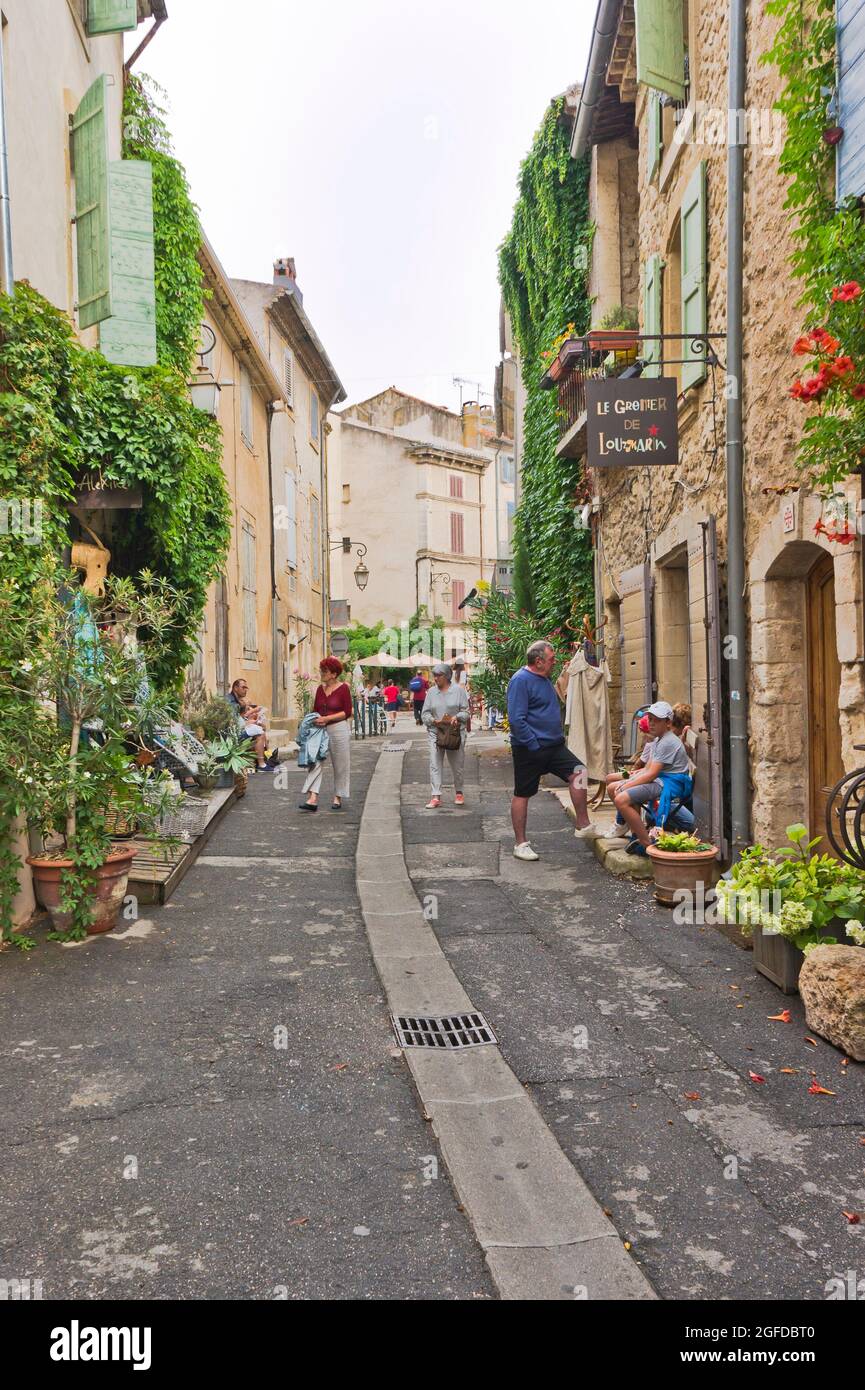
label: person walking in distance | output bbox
[382,677,400,730]
[409,669,429,726]
[299,657,352,812]
[507,640,599,860]
[421,662,469,809]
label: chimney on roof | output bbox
[273,257,303,307]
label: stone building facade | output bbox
[327,389,515,656]
[570,0,865,854]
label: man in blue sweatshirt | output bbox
[507,640,600,861]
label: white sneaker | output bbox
[574,823,602,840]
[513,842,539,861]
[600,822,628,840]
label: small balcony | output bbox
[540,333,640,460]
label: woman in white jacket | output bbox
[421,662,469,809]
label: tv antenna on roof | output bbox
[452,376,493,410]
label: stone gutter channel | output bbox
[355,743,656,1301]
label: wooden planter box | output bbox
[753,921,842,995]
[587,329,639,352]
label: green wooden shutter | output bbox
[648,91,663,180]
[71,76,111,329]
[681,160,708,390]
[99,160,157,367]
[87,0,138,35]
[635,0,687,101]
[643,253,663,378]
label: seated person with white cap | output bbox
[608,700,693,857]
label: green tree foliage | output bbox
[498,97,594,628]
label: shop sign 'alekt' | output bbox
[585,378,678,467]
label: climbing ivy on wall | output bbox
[0,75,230,936]
[765,0,865,490]
[498,96,593,629]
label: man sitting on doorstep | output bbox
[227,677,271,771]
[607,699,693,856]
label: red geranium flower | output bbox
[831,355,856,377]
[831,282,863,302]
[852,383,865,400]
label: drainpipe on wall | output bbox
[266,402,280,715]
[0,16,14,297]
[726,0,749,858]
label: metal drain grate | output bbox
[392,1012,497,1049]
[382,742,411,751]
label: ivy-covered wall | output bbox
[498,97,593,629]
[0,74,231,932]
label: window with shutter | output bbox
[72,76,111,329]
[86,0,138,35]
[449,474,464,499]
[635,0,687,100]
[450,512,464,554]
[284,471,297,569]
[241,522,258,660]
[648,91,663,180]
[680,160,708,390]
[451,580,466,622]
[838,0,865,199]
[283,349,294,406]
[500,454,515,484]
[310,387,320,444]
[506,501,516,550]
[642,252,663,379]
[99,160,157,366]
[240,367,254,448]
[311,495,321,583]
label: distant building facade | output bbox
[327,388,515,658]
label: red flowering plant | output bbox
[788,282,865,496]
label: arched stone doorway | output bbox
[749,525,848,847]
[806,551,844,839]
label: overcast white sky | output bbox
[128,1,592,414]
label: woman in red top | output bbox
[382,680,400,729]
[300,657,353,812]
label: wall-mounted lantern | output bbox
[188,324,221,416]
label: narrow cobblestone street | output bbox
[3,717,864,1301]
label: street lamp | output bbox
[429,567,452,611]
[188,324,221,416]
[329,537,370,592]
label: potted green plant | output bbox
[210,730,256,797]
[714,824,865,994]
[646,830,719,906]
[187,695,238,744]
[193,749,221,794]
[1,573,180,940]
[588,305,639,359]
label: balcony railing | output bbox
[541,333,724,459]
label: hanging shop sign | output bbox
[585,377,678,467]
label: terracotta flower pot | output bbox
[646,844,719,907]
[588,329,639,352]
[26,845,137,935]
[25,839,138,939]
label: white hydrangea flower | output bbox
[845,920,865,947]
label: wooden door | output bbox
[808,553,844,841]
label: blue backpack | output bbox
[409,676,424,693]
